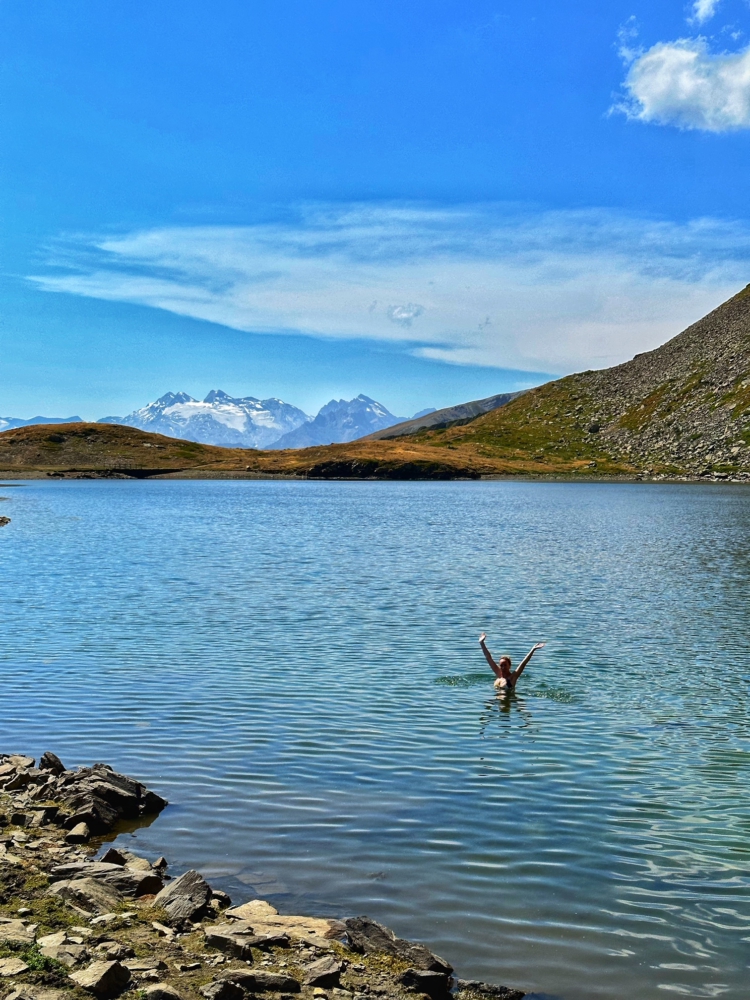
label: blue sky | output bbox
[3,0,750,419]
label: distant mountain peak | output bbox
[269,394,407,450]
[154,391,196,407]
[98,389,310,449]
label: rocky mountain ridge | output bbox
[98,391,310,450]
[269,395,407,449]
[423,282,750,477]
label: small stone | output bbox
[16,908,31,916]
[0,957,29,977]
[70,959,131,995]
[200,982,245,1000]
[154,856,168,869]
[90,913,118,926]
[152,920,175,939]
[144,987,185,1000]
[124,960,168,973]
[66,822,91,844]
[251,971,301,993]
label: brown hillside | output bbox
[0,423,240,474]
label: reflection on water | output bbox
[2,479,750,1000]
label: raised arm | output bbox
[512,642,545,682]
[479,633,503,680]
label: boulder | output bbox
[39,752,66,775]
[154,869,211,924]
[250,971,301,993]
[99,849,127,866]
[63,795,121,834]
[48,877,125,915]
[200,983,244,1000]
[70,960,131,996]
[8,755,34,769]
[66,822,91,844]
[144,987,185,1000]
[215,970,256,990]
[226,900,343,944]
[344,917,452,974]
[203,922,256,960]
[0,920,35,946]
[455,982,525,1000]
[50,861,162,897]
[0,957,29,977]
[124,960,168,973]
[303,956,343,988]
[39,944,88,967]
[399,970,452,999]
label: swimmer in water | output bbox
[478,633,545,692]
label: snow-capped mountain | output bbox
[99,390,311,449]
[269,394,407,449]
[0,415,82,431]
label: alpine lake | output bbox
[2,478,750,1000]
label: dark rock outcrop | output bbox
[456,980,526,1000]
[344,916,453,974]
[399,968,453,999]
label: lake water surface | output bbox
[2,480,750,1000]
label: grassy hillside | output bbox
[423,282,750,477]
[0,422,240,474]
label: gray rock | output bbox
[0,957,29,977]
[251,971,301,993]
[398,969,452,999]
[143,987,185,1000]
[124,960,168,973]
[455,981,525,1000]
[39,944,88,967]
[50,861,162,897]
[39,752,65,775]
[200,982,245,1000]
[70,960,131,996]
[66,823,91,844]
[203,922,256,960]
[99,849,127,866]
[215,970,256,990]
[303,956,343,988]
[48,876,125,915]
[154,869,211,924]
[344,917,452,974]
[0,920,35,946]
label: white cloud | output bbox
[28,203,750,374]
[619,36,750,131]
[691,0,722,25]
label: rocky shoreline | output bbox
[0,753,525,1000]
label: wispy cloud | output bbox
[691,0,722,25]
[28,203,750,373]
